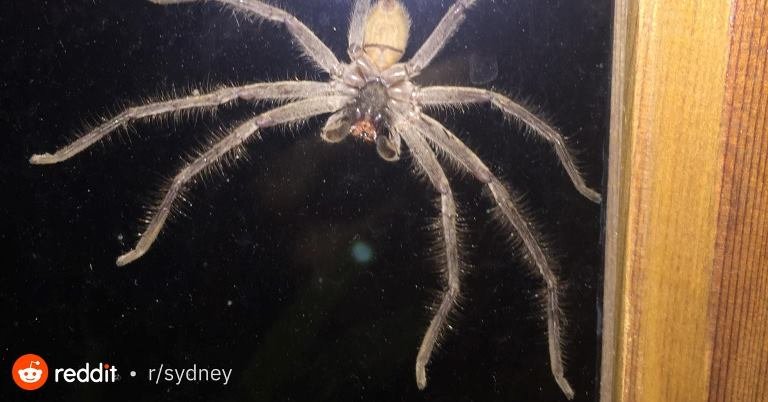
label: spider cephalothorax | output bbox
[30,0,600,398]
[323,80,388,141]
[325,77,407,162]
[348,80,389,143]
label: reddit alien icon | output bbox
[12,354,49,390]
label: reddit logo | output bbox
[12,354,49,390]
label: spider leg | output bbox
[347,0,371,59]
[115,96,349,266]
[29,81,333,165]
[405,0,479,76]
[149,0,342,76]
[410,112,576,399]
[391,113,461,391]
[416,86,601,203]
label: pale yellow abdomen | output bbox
[363,0,411,70]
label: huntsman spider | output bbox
[30,0,601,398]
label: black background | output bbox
[2,0,611,401]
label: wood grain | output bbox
[709,0,768,401]
[621,2,730,401]
[600,0,633,399]
[602,0,768,401]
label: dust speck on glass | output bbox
[16,0,610,400]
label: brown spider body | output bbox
[362,0,411,70]
[30,1,601,398]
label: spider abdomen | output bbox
[363,0,411,70]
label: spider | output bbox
[30,0,601,398]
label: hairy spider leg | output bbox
[416,86,602,203]
[392,112,462,391]
[405,0,479,76]
[29,81,333,165]
[347,0,372,58]
[116,96,349,266]
[149,0,342,75]
[409,111,576,399]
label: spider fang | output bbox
[350,118,378,142]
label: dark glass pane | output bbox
[5,0,610,400]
